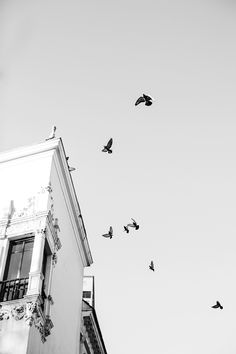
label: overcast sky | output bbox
[1,0,236,353]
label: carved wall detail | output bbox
[0,298,54,343]
[0,304,11,320]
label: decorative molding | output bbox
[52,252,58,267]
[0,214,47,239]
[11,304,26,320]
[46,212,62,252]
[0,297,54,343]
[0,304,11,320]
[47,295,54,305]
[84,316,102,354]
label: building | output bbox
[80,277,107,354]
[0,138,95,353]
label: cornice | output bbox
[0,139,61,164]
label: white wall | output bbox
[0,144,88,354]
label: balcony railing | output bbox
[0,277,29,302]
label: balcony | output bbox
[0,277,29,302]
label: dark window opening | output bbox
[0,236,34,302]
[83,291,91,298]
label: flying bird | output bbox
[102,138,113,154]
[127,218,139,230]
[69,166,76,172]
[124,226,129,233]
[102,226,113,239]
[46,126,56,140]
[211,301,223,310]
[135,94,153,106]
[149,261,155,271]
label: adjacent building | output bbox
[80,277,107,354]
[0,138,104,354]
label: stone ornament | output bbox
[0,300,54,343]
[11,304,26,321]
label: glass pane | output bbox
[20,249,33,278]
[24,240,34,251]
[6,252,21,279]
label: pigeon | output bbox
[102,138,113,154]
[124,226,129,233]
[149,261,155,271]
[211,301,223,310]
[135,94,153,106]
[69,166,76,172]
[102,226,113,239]
[127,218,139,230]
[46,126,56,140]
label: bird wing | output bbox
[143,94,152,101]
[109,226,113,235]
[107,138,113,149]
[135,96,145,106]
[216,301,221,307]
[212,304,218,308]
[127,223,135,228]
[131,218,137,224]
[102,233,110,238]
[150,261,154,268]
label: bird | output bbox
[46,126,56,140]
[124,226,129,233]
[102,226,113,239]
[102,138,113,154]
[135,94,153,106]
[211,301,223,310]
[149,261,155,271]
[127,218,139,230]
[69,166,76,172]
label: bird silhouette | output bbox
[149,261,155,271]
[211,301,223,309]
[135,94,153,106]
[102,138,113,153]
[124,226,129,233]
[46,126,56,140]
[127,218,139,230]
[102,226,113,239]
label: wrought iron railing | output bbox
[0,277,29,302]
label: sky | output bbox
[1,0,236,353]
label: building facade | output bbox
[0,138,93,354]
[80,277,107,354]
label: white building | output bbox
[80,277,107,354]
[0,138,93,353]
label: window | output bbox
[83,291,91,298]
[0,237,34,302]
[4,237,34,280]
